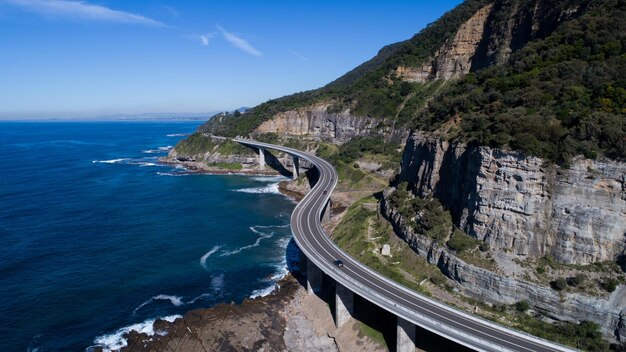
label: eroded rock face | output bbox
[398,132,626,266]
[394,1,587,83]
[254,104,381,143]
[395,4,493,83]
[380,189,626,338]
[434,4,494,80]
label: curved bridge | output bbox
[234,138,575,352]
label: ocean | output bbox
[0,121,296,352]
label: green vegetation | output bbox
[315,136,401,169]
[421,0,625,164]
[600,277,619,293]
[358,322,386,347]
[174,133,217,156]
[511,316,608,352]
[552,277,568,291]
[514,300,530,312]
[173,133,254,157]
[209,162,242,170]
[194,0,624,166]
[332,197,447,294]
[447,230,480,252]
[387,182,453,242]
[194,0,492,136]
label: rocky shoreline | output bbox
[97,163,336,352]
[159,158,282,176]
[106,275,303,352]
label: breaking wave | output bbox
[132,295,184,314]
[251,176,289,182]
[219,225,287,257]
[200,245,222,269]
[249,235,294,299]
[233,183,280,194]
[92,158,127,164]
[91,315,181,352]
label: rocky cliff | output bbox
[397,131,625,266]
[380,191,626,338]
[395,4,494,82]
[254,103,382,143]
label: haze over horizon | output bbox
[0,0,462,119]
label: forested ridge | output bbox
[197,0,625,164]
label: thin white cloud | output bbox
[290,50,307,61]
[3,0,165,26]
[216,24,262,57]
[200,32,216,46]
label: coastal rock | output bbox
[380,190,626,338]
[398,131,626,265]
[254,103,382,143]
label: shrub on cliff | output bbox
[447,230,480,252]
[600,277,619,292]
[552,277,568,291]
[515,300,530,312]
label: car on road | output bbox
[323,190,327,195]
[333,259,344,267]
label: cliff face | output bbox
[254,103,382,143]
[394,0,588,83]
[395,4,494,82]
[398,132,626,265]
[380,192,626,337]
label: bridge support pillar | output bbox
[291,156,300,179]
[396,316,416,352]
[335,281,353,327]
[306,259,323,294]
[321,199,331,225]
[258,148,265,169]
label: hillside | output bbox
[170,0,626,346]
[197,0,624,164]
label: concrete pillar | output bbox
[258,148,265,169]
[335,281,354,327]
[307,259,323,294]
[396,316,416,352]
[291,156,300,179]
[321,199,331,224]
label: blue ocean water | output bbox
[0,121,296,352]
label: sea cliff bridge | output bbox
[234,137,575,352]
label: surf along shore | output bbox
[96,158,380,352]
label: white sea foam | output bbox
[92,158,127,164]
[200,245,222,269]
[158,145,174,151]
[141,149,160,154]
[188,292,212,304]
[133,295,184,314]
[251,175,289,182]
[248,235,292,299]
[233,182,280,194]
[249,285,276,299]
[92,315,181,352]
[219,225,280,257]
[211,273,225,291]
[166,133,188,137]
[156,172,186,177]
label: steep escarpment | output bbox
[381,190,626,338]
[254,103,382,143]
[397,132,625,265]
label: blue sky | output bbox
[0,0,462,119]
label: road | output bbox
[234,138,575,352]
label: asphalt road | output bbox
[234,138,575,352]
